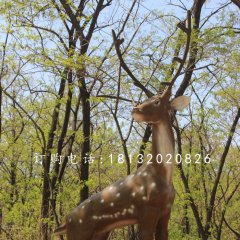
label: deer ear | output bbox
[170,96,190,111]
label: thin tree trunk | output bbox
[183,203,190,234]
[0,31,9,141]
[51,69,73,219]
[0,208,2,235]
[205,107,240,237]
[175,0,206,98]
[40,73,67,240]
[174,117,206,238]
[79,77,91,202]
[59,0,106,204]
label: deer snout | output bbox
[132,107,143,114]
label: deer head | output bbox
[132,88,190,124]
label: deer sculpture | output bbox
[53,10,192,240]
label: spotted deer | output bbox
[53,10,192,240]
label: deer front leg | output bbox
[155,210,171,240]
[153,185,175,240]
[138,207,160,240]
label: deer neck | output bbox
[151,117,175,185]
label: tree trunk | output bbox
[183,203,190,234]
[79,78,91,202]
[0,208,2,235]
[40,173,51,240]
[50,70,73,221]
[40,74,66,240]
[205,107,240,237]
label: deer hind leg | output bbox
[138,207,160,240]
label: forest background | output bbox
[0,0,239,239]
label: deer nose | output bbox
[132,107,143,114]
[132,107,138,114]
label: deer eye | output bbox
[154,99,160,105]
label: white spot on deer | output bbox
[69,218,72,223]
[110,202,114,207]
[92,216,98,220]
[79,219,82,224]
[132,192,136,197]
[120,182,123,186]
[130,205,135,209]
[143,172,147,177]
[142,196,147,201]
[116,193,120,198]
[128,208,134,214]
[137,171,142,176]
[140,186,144,192]
[122,209,127,216]
[81,205,85,209]
[100,199,104,203]
[151,183,156,188]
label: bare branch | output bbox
[1,87,46,150]
[96,94,132,103]
[175,0,206,97]
[112,29,154,97]
[169,10,192,89]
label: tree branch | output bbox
[175,0,206,98]
[112,30,154,97]
[205,107,240,233]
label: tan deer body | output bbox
[53,89,190,240]
[54,10,192,240]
